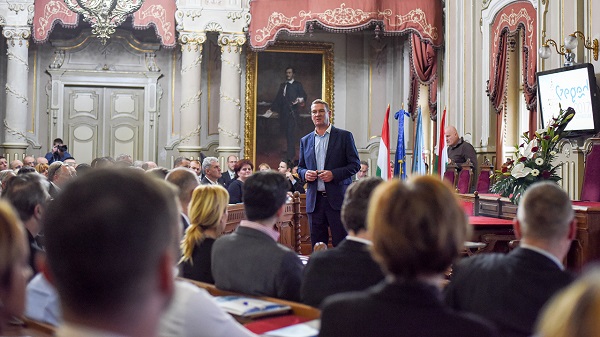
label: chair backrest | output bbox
[476,157,493,193]
[580,138,600,201]
[456,159,474,193]
[443,162,458,187]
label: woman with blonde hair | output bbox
[536,268,600,337]
[34,163,49,177]
[319,176,497,337]
[180,184,229,283]
[0,201,32,333]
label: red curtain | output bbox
[248,0,444,50]
[408,33,438,119]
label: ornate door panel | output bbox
[64,86,144,164]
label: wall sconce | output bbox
[538,31,599,67]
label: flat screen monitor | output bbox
[537,63,600,136]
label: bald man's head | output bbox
[444,126,459,147]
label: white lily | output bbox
[511,163,533,179]
[519,139,538,159]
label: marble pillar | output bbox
[217,33,245,162]
[177,32,206,161]
[2,26,30,160]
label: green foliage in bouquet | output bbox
[490,106,575,204]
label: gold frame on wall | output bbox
[244,41,334,163]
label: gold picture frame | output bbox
[244,41,334,166]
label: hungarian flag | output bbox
[376,104,392,180]
[437,107,448,177]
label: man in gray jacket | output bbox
[212,171,303,301]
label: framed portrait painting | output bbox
[244,41,334,168]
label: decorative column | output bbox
[2,26,30,159]
[217,33,245,161]
[177,32,206,160]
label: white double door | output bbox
[63,86,147,165]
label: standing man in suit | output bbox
[445,181,576,337]
[301,177,385,307]
[212,171,304,301]
[298,99,361,247]
[218,155,238,188]
[267,67,307,160]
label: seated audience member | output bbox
[166,167,200,231]
[147,167,170,180]
[213,171,304,301]
[2,173,50,273]
[0,169,16,195]
[319,176,498,337]
[200,157,223,186]
[445,181,575,337]
[173,156,191,169]
[90,156,115,168]
[63,157,77,167]
[278,160,305,194]
[355,160,369,180]
[0,156,7,170]
[36,157,48,165]
[17,166,36,175]
[75,163,91,176]
[258,163,271,171]
[10,159,23,171]
[47,161,72,198]
[115,154,133,167]
[227,159,253,204]
[44,169,180,337]
[301,177,384,307]
[23,156,36,167]
[218,155,238,188]
[35,163,49,177]
[190,159,202,177]
[0,201,32,334]
[143,161,158,170]
[535,268,600,337]
[180,185,229,283]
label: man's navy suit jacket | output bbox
[298,126,360,213]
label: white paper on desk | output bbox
[263,323,319,337]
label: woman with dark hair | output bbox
[318,176,498,337]
[227,159,253,204]
[0,201,32,333]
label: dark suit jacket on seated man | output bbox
[444,181,576,337]
[301,177,385,308]
[298,99,360,247]
[212,171,304,301]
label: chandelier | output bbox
[63,0,145,44]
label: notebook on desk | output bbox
[215,296,292,318]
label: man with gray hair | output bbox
[47,161,72,198]
[2,173,50,273]
[445,181,575,337]
[165,167,199,231]
[200,157,223,186]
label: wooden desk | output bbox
[460,193,600,270]
[181,278,320,322]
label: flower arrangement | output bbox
[490,106,575,204]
